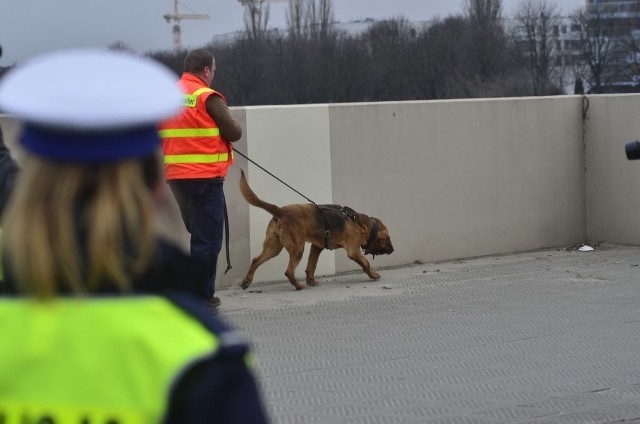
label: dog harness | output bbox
[317,205,378,254]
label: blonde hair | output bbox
[2,155,160,298]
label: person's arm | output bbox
[206,94,242,143]
[0,128,19,214]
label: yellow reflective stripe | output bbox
[158,128,220,138]
[164,153,230,164]
[245,352,256,369]
[192,88,214,96]
[0,400,145,424]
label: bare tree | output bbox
[414,18,452,99]
[464,0,507,81]
[242,0,270,42]
[213,38,269,105]
[286,0,335,41]
[513,0,562,95]
[363,18,420,100]
[413,16,473,99]
[285,0,305,39]
[572,3,628,92]
[331,34,370,102]
[304,0,335,41]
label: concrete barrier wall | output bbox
[328,97,587,272]
[2,94,637,288]
[584,94,640,243]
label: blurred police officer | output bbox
[0,49,268,423]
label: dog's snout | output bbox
[373,241,394,255]
[385,239,394,254]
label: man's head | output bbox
[184,49,215,86]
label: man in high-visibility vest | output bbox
[159,49,242,313]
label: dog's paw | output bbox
[306,278,319,287]
[370,272,381,280]
[240,279,251,290]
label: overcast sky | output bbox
[0,0,586,66]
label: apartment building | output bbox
[587,0,639,13]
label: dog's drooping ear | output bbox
[363,219,394,258]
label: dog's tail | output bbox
[239,169,284,218]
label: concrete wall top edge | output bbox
[236,104,330,111]
[232,94,596,111]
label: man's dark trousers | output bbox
[168,178,225,300]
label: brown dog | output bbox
[239,170,394,290]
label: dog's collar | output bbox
[362,218,379,255]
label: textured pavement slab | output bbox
[218,244,640,423]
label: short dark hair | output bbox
[183,49,214,74]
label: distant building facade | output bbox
[587,0,639,13]
[508,0,640,94]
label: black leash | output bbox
[223,194,231,274]
[232,147,318,205]
[223,147,317,275]
[233,147,333,247]
[231,147,374,254]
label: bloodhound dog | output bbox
[239,170,394,290]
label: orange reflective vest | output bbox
[158,73,234,180]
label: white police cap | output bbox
[0,48,182,130]
[0,48,182,162]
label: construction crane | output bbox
[164,0,210,53]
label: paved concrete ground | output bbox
[217,244,640,424]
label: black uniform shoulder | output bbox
[161,291,269,424]
[132,239,206,296]
[162,289,248,351]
